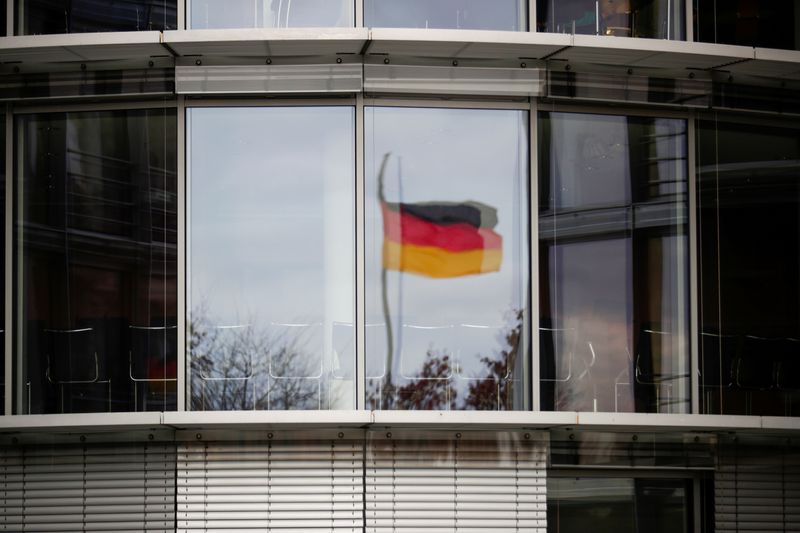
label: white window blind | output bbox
[715,445,800,532]
[0,442,175,532]
[177,439,363,532]
[365,432,547,533]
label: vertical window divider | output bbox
[528,0,535,34]
[5,0,12,35]
[529,98,539,412]
[4,106,11,416]
[688,111,700,415]
[355,0,364,29]
[178,0,186,30]
[177,96,187,411]
[684,0,694,41]
[356,94,366,411]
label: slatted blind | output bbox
[715,444,800,532]
[177,439,363,532]
[0,442,175,532]
[366,433,547,533]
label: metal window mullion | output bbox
[355,0,363,28]
[13,112,22,415]
[530,98,539,412]
[358,98,530,111]
[688,111,700,415]
[527,0,535,33]
[6,0,12,36]
[4,107,11,416]
[178,0,186,30]
[356,93,366,411]
[183,98,356,109]
[685,0,694,41]
[177,95,187,412]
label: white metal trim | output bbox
[177,0,185,31]
[529,98,539,412]
[177,95,186,412]
[355,93,366,410]
[163,26,369,44]
[183,97,357,108]
[527,0,534,33]
[684,0,693,42]
[0,410,795,433]
[0,30,163,48]
[5,0,12,36]
[0,411,163,430]
[355,0,363,28]
[360,98,530,110]
[688,112,700,415]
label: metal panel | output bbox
[715,445,800,532]
[0,32,164,63]
[162,28,368,58]
[176,64,362,94]
[177,439,364,532]
[364,63,543,96]
[367,28,570,59]
[0,443,175,532]
[365,431,547,532]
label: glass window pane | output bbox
[536,0,684,39]
[539,112,689,414]
[188,0,352,29]
[547,477,691,533]
[695,0,800,50]
[365,107,529,411]
[365,0,524,30]
[16,109,178,414]
[19,0,177,34]
[0,116,4,410]
[697,117,800,416]
[189,107,355,411]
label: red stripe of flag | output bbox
[381,202,501,253]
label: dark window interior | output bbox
[697,117,800,416]
[19,0,177,34]
[17,109,177,414]
[694,0,800,50]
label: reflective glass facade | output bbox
[19,0,177,33]
[2,4,800,532]
[188,0,352,29]
[365,107,529,411]
[536,0,684,39]
[695,0,800,50]
[539,112,689,414]
[548,477,692,533]
[188,107,355,411]
[16,109,177,414]
[697,116,800,416]
[365,0,525,30]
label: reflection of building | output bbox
[0,1,799,532]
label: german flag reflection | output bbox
[381,198,502,278]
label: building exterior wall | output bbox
[0,1,799,531]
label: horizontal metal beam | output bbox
[0,410,797,435]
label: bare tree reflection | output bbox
[189,304,336,410]
[394,350,457,410]
[367,309,524,410]
[463,309,523,410]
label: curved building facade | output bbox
[0,1,798,531]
